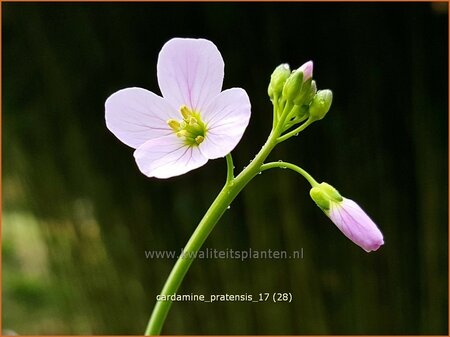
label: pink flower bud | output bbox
[310,183,384,252]
[298,61,313,81]
[327,198,384,252]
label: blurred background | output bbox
[2,3,448,335]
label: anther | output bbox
[167,119,181,131]
[176,130,188,138]
[180,105,192,119]
[189,117,198,126]
[195,135,205,144]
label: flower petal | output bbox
[134,135,208,179]
[328,198,384,252]
[157,38,224,112]
[105,88,179,149]
[199,88,251,159]
[298,61,313,81]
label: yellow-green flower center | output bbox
[167,105,207,146]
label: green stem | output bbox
[282,114,309,131]
[260,161,319,187]
[271,94,279,128]
[277,119,313,143]
[279,100,293,124]
[225,153,234,184]
[144,129,280,335]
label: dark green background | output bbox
[2,3,448,335]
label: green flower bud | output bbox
[293,78,312,105]
[282,70,304,102]
[308,90,333,121]
[268,63,291,99]
[306,80,317,103]
[281,61,314,104]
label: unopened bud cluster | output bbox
[268,61,333,131]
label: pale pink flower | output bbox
[105,38,251,179]
[327,198,384,252]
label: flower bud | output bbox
[292,78,311,105]
[310,187,331,210]
[310,182,342,210]
[283,61,313,105]
[308,90,333,121]
[282,61,314,104]
[298,60,313,82]
[306,80,317,103]
[268,63,291,99]
[282,69,304,102]
[310,182,384,252]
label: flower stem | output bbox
[145,183,237,335]
[144,130,279,335]
[225,153,234,184]
[260,161,319,187]
[277,119,313,143]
